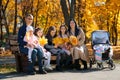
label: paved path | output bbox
[0,64,120,80]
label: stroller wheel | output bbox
[97,63,103,70]
[108,60,116,70]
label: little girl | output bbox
[58,24,73,67]
[34,28,53,71]
[23,26,39,62]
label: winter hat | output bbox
[26,26,34,32]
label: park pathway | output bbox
[0,64,120,80]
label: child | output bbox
[24,26,38,62]
[34,28,53,71]
[58,24,73,68]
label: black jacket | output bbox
[18,24,27,47]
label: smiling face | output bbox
[25,16,33,26]
[37,30,43,38]
[60,26,66,34]
[29,30,34,36]
[70,20,75,29]
[50,30,56,37]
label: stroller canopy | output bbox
[91,30,110,45]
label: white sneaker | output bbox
[44,66,53,71]
[28,58,32,63]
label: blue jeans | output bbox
[19,47,43,72]
[32,48,43,71]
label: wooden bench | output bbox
[9,35,29,72]
[9,35,57,72]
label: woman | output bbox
[44,26,66,71]
[68,19,89,70]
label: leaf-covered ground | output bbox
[0,64,16,73]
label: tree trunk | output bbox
[112,11,119,46]
[2,0,10,35]
[60,0,70,27]
[30,0,34,14]
[0,0,2,43]
[13,0,17,35]
[114,10,119,46]
[2,11,9,35]
[35,0,40,28]
[70,0,75,19]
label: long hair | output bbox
[59,24,68,38]
[46,26,57,38]
[45,26,57,45]
[68,18,80,37]
[34,28,42,37]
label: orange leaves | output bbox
[62,37,69,43]
[53,36,78,46]
[52,37,63,45]
[69,36,78,46]
[39,36,48,46]
[0,49,12,57]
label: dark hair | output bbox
[68,18,80,37]
[59,24,68,38]
[34,28,42,37]
[46,26,57,38]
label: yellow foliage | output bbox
[62,37,69,43]
[52,37,63,45]
[26,32,30,40]
[39,36,48,46]
[2,0,120,43]
[69,36,78,46]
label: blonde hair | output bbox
[25,14,33,19]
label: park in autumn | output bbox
[0,0,120,80]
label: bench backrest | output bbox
[8,35,19,54]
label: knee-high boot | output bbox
[74,59,81,70]
[81,59,87,69]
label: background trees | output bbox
[0,0,120,46]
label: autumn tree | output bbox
[13,0,17,35]
[60,0,76,26]
[1,0,120,46]
[0,0,10,45]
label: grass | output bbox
[0,64,16,73]
[114,59,120,64]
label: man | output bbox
[18,14,47,75]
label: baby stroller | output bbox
[90,30,115,70]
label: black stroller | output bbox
[90,30,115,70]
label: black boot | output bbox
[81,59,87,70]
[65,55,73,69]
[56,65,63,71]
[74,59,81,70]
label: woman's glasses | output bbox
[27,18,33,20]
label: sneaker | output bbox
[42,57,48,60]
[28,58,32,63]
[38,70,47,74]
[44,66,53,71]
